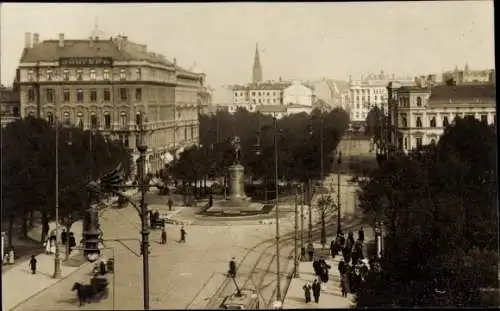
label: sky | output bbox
[0,2,495,88]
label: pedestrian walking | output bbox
[228,257,236,278]
[302,282,312,303]
[340,274,347,297]
[307,242,314,262]
[61,229,67,246]
[180,226,186,243]
[338,258,346,276]
[168,197,173,211]
[69,232,76,254]
[161,227,167,244]
[312,279,321,303]
[312,259,321,276]
[209,194,213,207]
[29,255,37,274]
[358,226,365,243]
[330,239,337,258]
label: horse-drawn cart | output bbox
[72,276,109,306]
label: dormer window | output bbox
[63,70,70,81]
[120,69,126,80]
[28,70,34,81]
[46,70,53,81]
[90,69,96,80]
[76,69,83,81]
[103,69,110,81]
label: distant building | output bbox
[394,84,496,152]
[348,71,415,123]
[14,30,206,174]
[283,80,314,108]
[307,78,350,110]
[252,43,263,84]
[442,64,495,85]
[231,81,291,114]
[0,86,20,128]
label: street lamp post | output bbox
[336,150,342,233]
[137,116,151,310]
[300,184,305,261]
[53,117,62,278]
[293,185,299,278]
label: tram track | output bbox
[204,209,365,309]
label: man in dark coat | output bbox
[29,255,37,274]
[330,239,337,258]
[302,282,312,303]
[228,257,236,278]
[358,226,365,243]
[312,279,321,303]
[312,259,321,276]
[168,197,173,211]
[338,258,346,276]
[209,194,213,207]
[180,226,186,243]
[61,229,67,246]
[68,232,76,254]
[307,242,314,262]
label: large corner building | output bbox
[15,31,209,175]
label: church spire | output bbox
[252,43,262,83]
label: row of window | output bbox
[399,97,423,108]
[400,114,489,128]
[27,87,144,103]
[43,111,196,140]
[28,68,142,82]
[350,88,385,94]
[234,91,281,97]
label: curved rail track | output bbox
[204,210,365,309]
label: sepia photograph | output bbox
[0,1,497,310]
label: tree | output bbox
[1,117,132,246]
[356,116,498,308]
[316,195,337,248]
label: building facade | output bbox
[395,84,496,152]
[348,71,415,123]
[0,86,20,128]
[15,32,205,175]
[283,80,314,107]
[230,81,291,114]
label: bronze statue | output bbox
[231,136,241,164]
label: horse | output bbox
[71,282,94,306]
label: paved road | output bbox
[11,198,297,310]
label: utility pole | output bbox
[337,151,342,233]
[273,114,281,301]
[300,184,305,260]
[293,186,299,278]
[53,116,62,279]
[137,114,150,310]
[320,115,324,184]
[308,179,312,242]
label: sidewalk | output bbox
[283,243,355,309]
[2,219,90,311]
[2,244,90,311]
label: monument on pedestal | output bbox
[203,136,264,215]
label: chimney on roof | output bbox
[173,58,177,66]
[25,32,32,48]
[33,33,40,46]
[58,33,64,48]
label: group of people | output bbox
[44,229,76,255]
[302,226,372,303]
[302,279,322,303]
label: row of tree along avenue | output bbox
[166,107,350,198]
[355,116,498,308]
[1,117,132,247]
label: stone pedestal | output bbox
[228,164,247,201]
